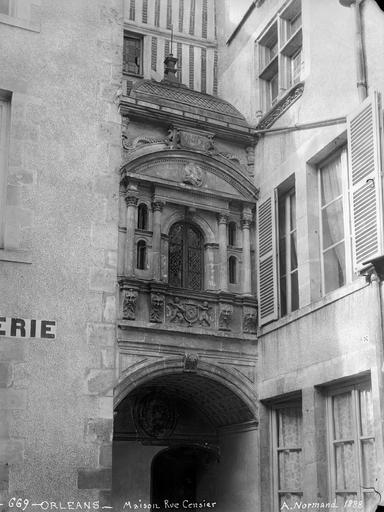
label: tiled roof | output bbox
[131,80,249,127]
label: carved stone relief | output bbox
[218,304,233,331]
[122,288,138,320]
[181,162,204,187]
[150,292,165,323]
[183,353,199,372]
[166,297,213,327]
[133,390,177,438]
[243,308,258,334]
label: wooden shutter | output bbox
[257,193,278,326]
[347,92,384,270]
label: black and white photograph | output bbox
[1,0,384,510]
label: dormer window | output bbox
[168,222,203,290]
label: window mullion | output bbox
[341,148,353,281]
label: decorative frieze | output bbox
[166,297,213,327]
[122,288,138,320]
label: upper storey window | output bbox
[123,32,143,76]
[168,222,203,290]
[257,0,302,112]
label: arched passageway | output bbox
[112,366,259,512]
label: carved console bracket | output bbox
[256,82,305,132]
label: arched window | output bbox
[137,240,147,270]
[229,256,237,284]
[137,203,148,230]
[168,222,203,290]
[228,222,237,246]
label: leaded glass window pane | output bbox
[168,222,203,290]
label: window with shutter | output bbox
[318,147,354,295]
[257,194,278,326]
[278,186,298,315]
[347,92,384,270]
[0,94,10,249]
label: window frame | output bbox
[277,183,298,316]
[271,399,304,511]
[168,221,204,291]
[0,93,11,249]
[228,221,237,247]
[256,0,302,113]
[318,146,353,296]
[326,379,377,509]
[123,31,144,78]
[136,239,147,270]
[228,255,237,284]
[137,203,149,231]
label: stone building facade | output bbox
[1,0,384,512]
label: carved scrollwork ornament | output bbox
[122,288,138,320]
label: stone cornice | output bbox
[119,95,254,145]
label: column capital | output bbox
[241,218,251,229]
[241,207,253,227]
[152,200,165,212]
[218,213,229,225]
[125,194,138,207]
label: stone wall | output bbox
[0,0,122,502]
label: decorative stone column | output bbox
[124,184,138,276]
[218,213,228,292]
[241,207,253,295]
[152,199,164,281]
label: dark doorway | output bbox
[151,446,215,509]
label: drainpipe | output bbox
[339,0,368,101]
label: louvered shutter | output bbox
[257,193,278,326]
[347,92,384,270]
